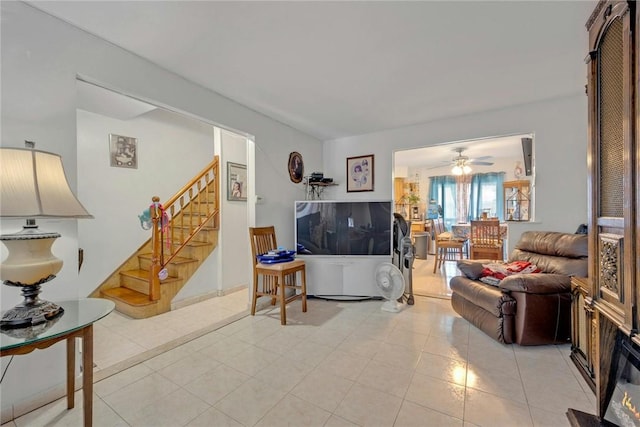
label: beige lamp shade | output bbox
[0,148,92,218]
[0,146,93,327]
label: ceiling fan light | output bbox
[452,165,463,175]
[463,165,472,174]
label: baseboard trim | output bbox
[171,285,247,310]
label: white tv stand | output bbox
[299,255,391,298]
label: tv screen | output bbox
[604,338,640,426]
[295,200,392,256]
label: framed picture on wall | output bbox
[346,154,374,192]
[288,151,304,183]
[227,162,247,201]
[109,134,138,169]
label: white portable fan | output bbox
[375,262,406,313]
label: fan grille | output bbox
[375,264,405,300]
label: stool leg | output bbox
[271,277,278,306]
[301,268,307,313]
[251,272,258,315]
[433,246,439,273]
[279,274,286,325]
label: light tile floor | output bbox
[2,281,597,427]
[411,257,459,299]
[91,289,251,381]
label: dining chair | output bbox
[469,219,503,260]
[249,226,307,325]
[432,218,466,273]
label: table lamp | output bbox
[0,143,92,329]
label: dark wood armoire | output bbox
[568,1,640,425]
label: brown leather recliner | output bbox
[450,231,588,345]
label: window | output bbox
[429,175,457,229]
[430,172,505,227]
[469,173,505,221]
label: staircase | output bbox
[90,157,220,318]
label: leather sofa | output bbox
[450,231,588,345]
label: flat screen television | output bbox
[604,337,640,427]
[295,200,392,256]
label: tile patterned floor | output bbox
[411,257,460,299]
[2,280,597,427]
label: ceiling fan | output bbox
[426,147,494,172]
[451,147,494,167]
[448,148,494,175]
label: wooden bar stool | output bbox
[249,226,307,325]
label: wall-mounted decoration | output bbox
[227,162,247,201]
[288,151,304,183]
[346,154,374,192]
[109,134,138,169]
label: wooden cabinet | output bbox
[394,177,408,216]
[586,0,636,335]
[410,222,424,234]
[568,1,639,425]
[570,277,595,393]
[394,177,421,219]
[394,178,405,206]
[502,180,530,221]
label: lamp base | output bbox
[0,282,64,329]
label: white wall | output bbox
[0,2,322,418]
[321,95,588,253]
[77,108,217,298]
[219,130,250,294]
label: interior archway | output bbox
[393,133,534,299]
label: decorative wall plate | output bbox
[288,152,304,183]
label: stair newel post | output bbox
[149,196,162,301]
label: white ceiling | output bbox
[76,80,157,120]
[394,133,528,169]
[28,0,595,144]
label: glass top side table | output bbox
[1,298,115,427]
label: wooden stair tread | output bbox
[173,240,211,247]
[172,224,216,230]
[121,269,181,282]
[138,254,197,265]
[102,287,156,306]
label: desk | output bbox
[1,298,115,427]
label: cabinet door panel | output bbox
[587,1,634,332]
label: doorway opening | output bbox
[393,133,534,298]
[75,79,252,379]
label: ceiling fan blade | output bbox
[426,164,447,170]
[470,161,494,166]
[471,155,493,161]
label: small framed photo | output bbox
[109,134,138,169]
[227,162,247,201]
[346,154,374,192]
